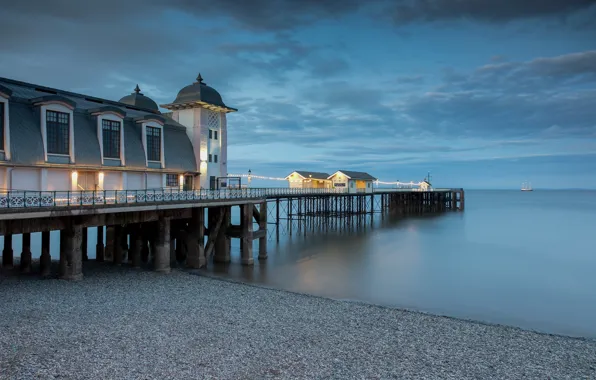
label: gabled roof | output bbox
[329,170,377,181]
[286,171,331,180]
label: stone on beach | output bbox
[0,265,595,380]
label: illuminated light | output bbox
[98,172,104,180]
[179,174,184,188]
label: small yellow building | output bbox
[328,170,377,193]
[420,180,432,191]
[285,171,333,189]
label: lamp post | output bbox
[248,169,252,188]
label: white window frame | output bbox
[40,102,75,163]
[96,112,125,165]
[141,120,165,168]
[0,94,10,160]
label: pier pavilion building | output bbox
[0,73,236,193]
[285,171,333,189]
[328,170,377,193]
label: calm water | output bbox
[3,190,596,338]
[211,190,596,338]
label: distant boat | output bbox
[521,181,533,192]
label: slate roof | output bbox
[332,170,377,181]
[118,85,159,111]
[0,77,196,172]
[288,171,331,180]
[161,74,237,112]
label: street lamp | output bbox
[248,169,252,187]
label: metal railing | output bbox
[0,187,457,210]
[0,187,347,209]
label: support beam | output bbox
[96,226,104,262]
[40,231,51,277]
[205,207,225,259]
[113,225,123,266]
[59,224,83,281]
[2,234,13,269]
[240,204,253,265]
[141,233,150,264]
[258,201,268,260]
[130,225,142,268]
[82,227,88,261]
[213,207,231,264]
[19,233,32,273]
[105,226,115,262]
[154,216,171,273]
[186,208,206,269]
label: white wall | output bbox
[127,173,144,190]
[47,169,70,191]
[103,171,121,191]
[146,173,162,189]
[0,167,7,190]
[12,168,41,191]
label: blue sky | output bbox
[1,0,595,189]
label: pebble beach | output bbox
[1,263,595,379]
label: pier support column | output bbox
[20,233,32,273]
[214,207,231,264]
[154,216,171,273]
[2,234,13,269]
[258,201,268,260]
[130,225,142,268]
[113,225,123,266]
[105,226,115,262]
[170,237,176,266]
[96,226,104,262]
[186,208,206,269]
[240,204,253,265]
[141,232,150,264]
[40,231,51,277]
[59,224,83,281]
[82,227,88,261]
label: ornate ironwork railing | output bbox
[0,187,344,209]
[0,187,457,210]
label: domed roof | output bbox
[118,85,159,112]
[163,74,236,112]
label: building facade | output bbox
[0,74,236,192]
[328,170,377,193]
[285,171,333,189]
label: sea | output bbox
[3,190,596,338]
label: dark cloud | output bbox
[0,0,363,31]
[384,0,596,25]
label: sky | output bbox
[1,0,595,189]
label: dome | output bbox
[118,85,159,111]
[170,74,231,109]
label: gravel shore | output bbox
[1,264,595,379]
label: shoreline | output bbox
[1,263,595,379]
[193,270,596,343]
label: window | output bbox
[46,110,70,155]
[209,130,212,139]
[166,174,178,187]
[146,126,161,161]
[0,103,4,151]
[214,130,218,140]
[208,154,212,162]
[102,119,121,158]
[214,154,218,163]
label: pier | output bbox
[0,187,464,279]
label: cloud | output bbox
[0,0,363,31]
[397,51,596,138]
[384,0,596,25]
